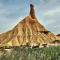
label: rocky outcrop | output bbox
[30,4,36,19]
[56,34,60,40]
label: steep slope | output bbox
[0,4,57,47]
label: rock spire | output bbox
[30,4,36,19]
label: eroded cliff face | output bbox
[0,4,58,47]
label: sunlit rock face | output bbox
[0,4,58,47]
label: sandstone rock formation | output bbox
[0,4,58,47]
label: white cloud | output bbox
[43,6,60,17]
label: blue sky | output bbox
[0,0,60,34]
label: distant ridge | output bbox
[0,4,58,47]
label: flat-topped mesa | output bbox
[30,4,36,19]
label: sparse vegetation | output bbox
[0,46,60,60]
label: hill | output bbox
[0,4,58,47]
